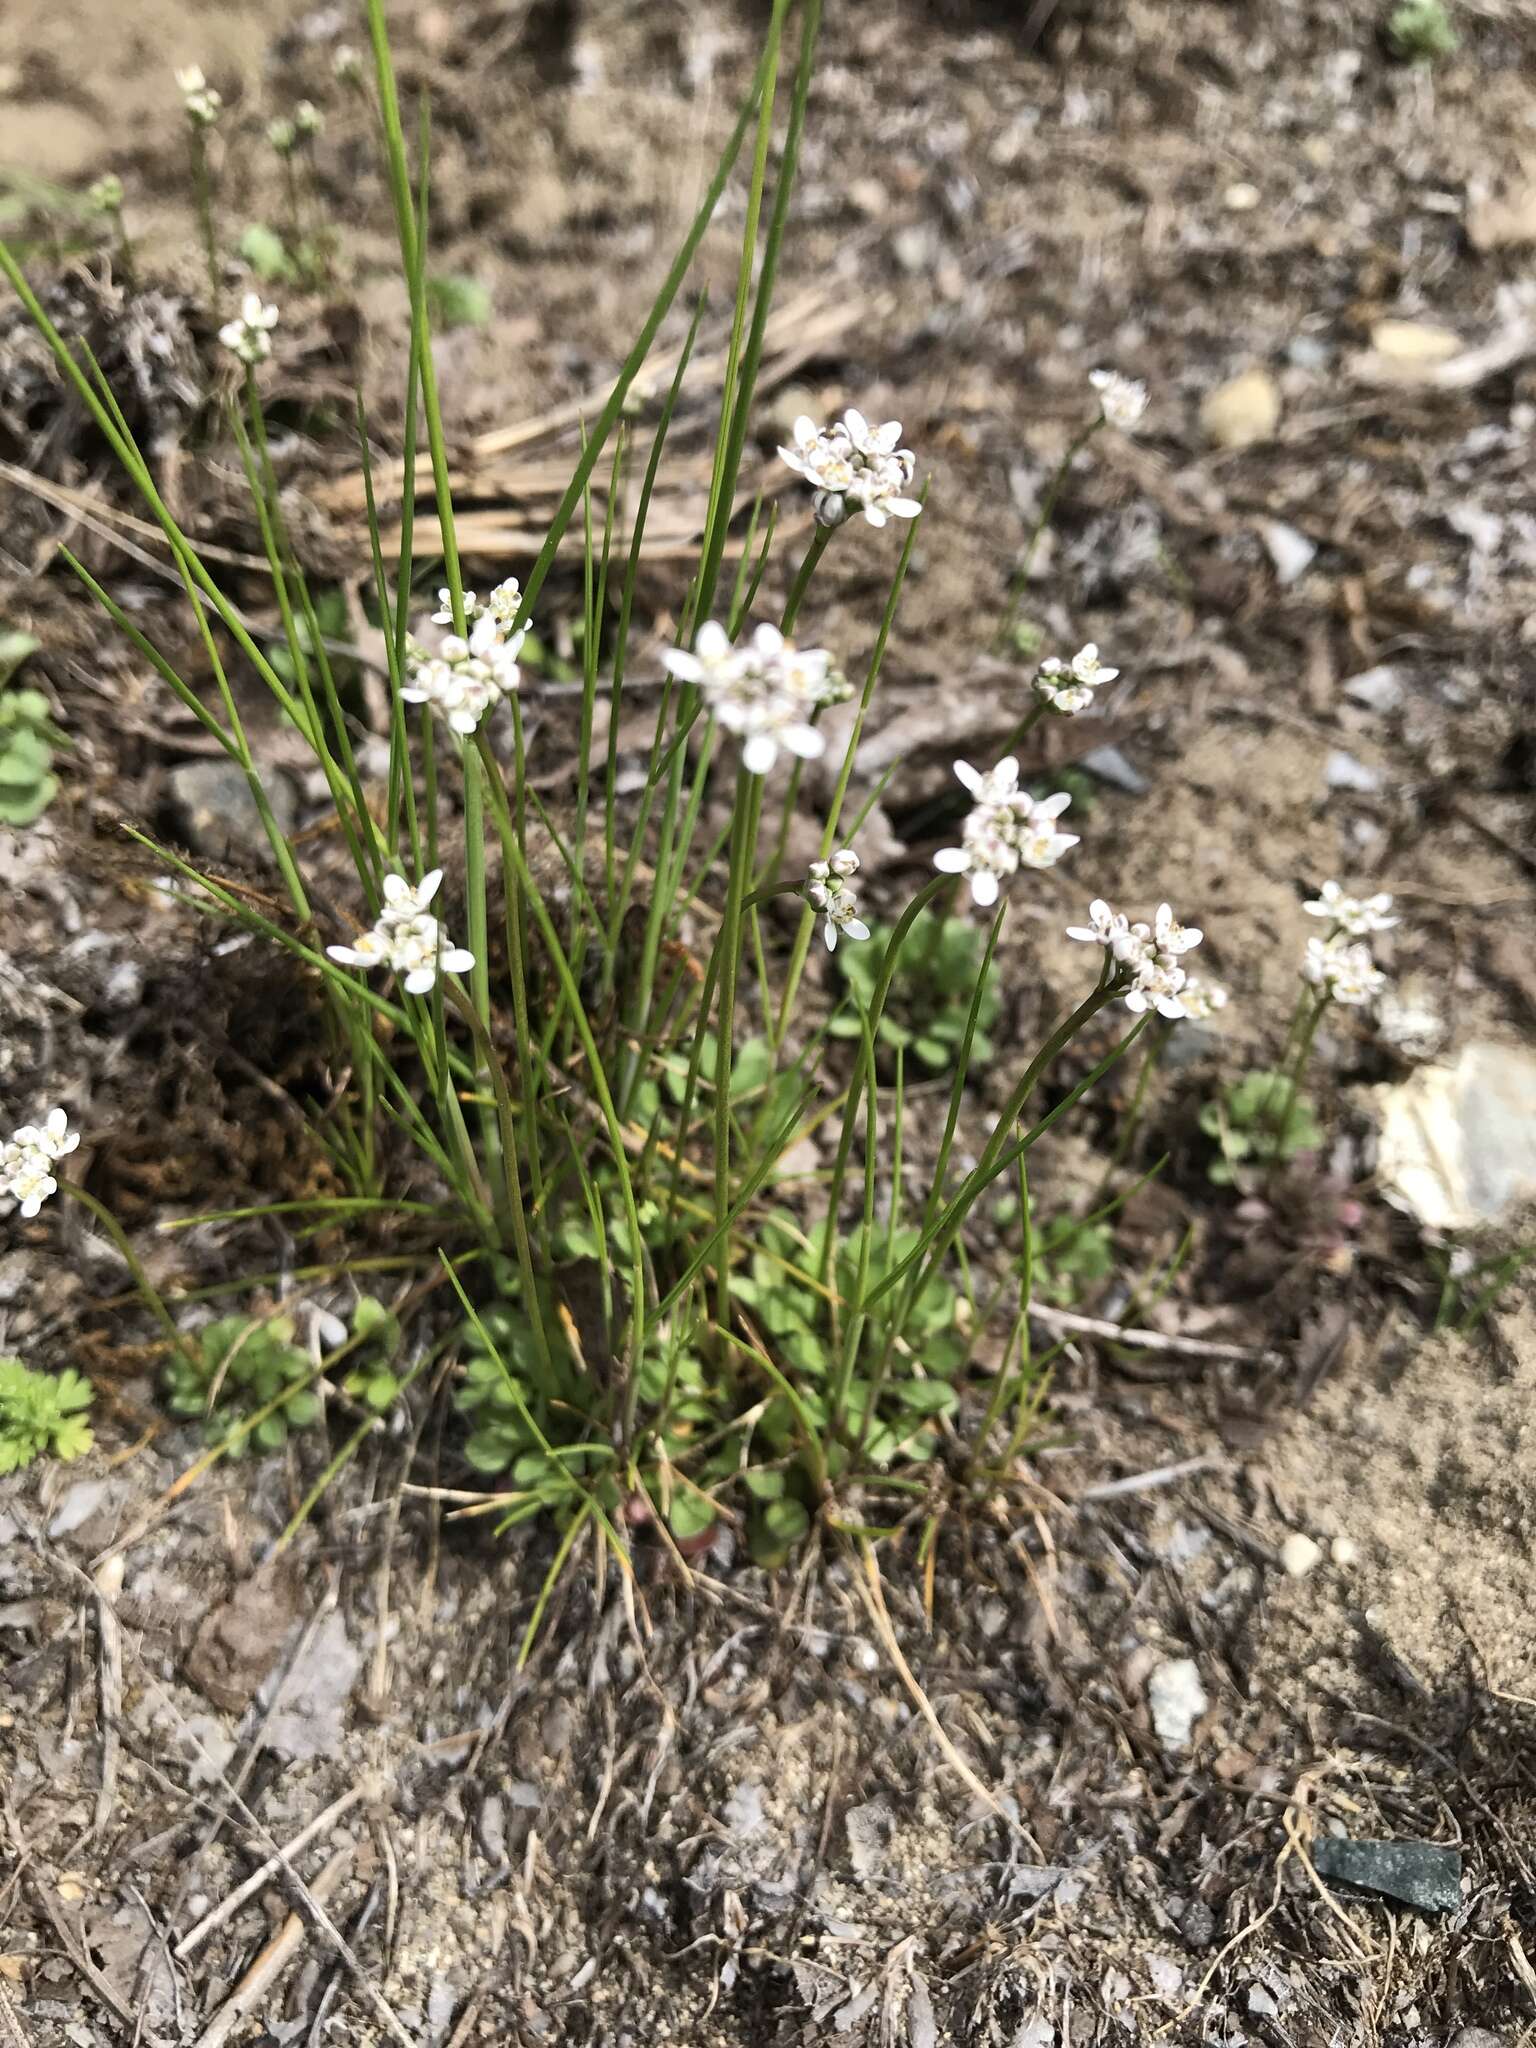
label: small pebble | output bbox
[1325,749,1383,794]
[1330,1535,1359,1567]
[1147,1657,1208,1750]
[1279,1533,1323,1579]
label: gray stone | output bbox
[1311,1835,1462,1913]
[169,759,298,860]
[1080,744,1148,794]
[1343,664,1407,713]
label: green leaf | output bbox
[893,1379,958,1416]
[762,1498,809,1544]
[668,1490,717,1541]
[0,629,40,688]
[238,222,294,281]
[740,1467,785,1500]
[426,273,492,330]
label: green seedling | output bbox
[0,1358,94,1472]
[1201,1068,1324,1184]
[831,913,1001,1072]
[163,1312,321,1452]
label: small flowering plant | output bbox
[1303,880,1399,937]
[1034,642,1118,717]
[175,64,222,126]
[326,871,474,995]
[1,1108,78,1218]
[934,758,1079,907]
[1089,368,1149,432]
[664,620,842,775]
[219,293,280,367]
[805,850,869,951]
[778,409,922,529]
[1067,899,1207,1021]
[0,4,1365,1592]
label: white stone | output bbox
[1147,1657,1208,1750]
[1279,1533,1323,1579]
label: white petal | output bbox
[741,733,778,775]
[663,651,703,684]
[1034,791,1072,819]
[750,622,784,659]
[871,420,902,453]
[417,869,443,904]
[780,723,825,760]
[953,761,982,794]
[382,874,410,906]
[933,847,970,874]
[792,414,817,446]
[327,944,368,967]
[861,503,888,528]
[440,947,475,974]
[970,872,1000,907]
[843,407,869,441]
[695,620,731,660]
[403,967,436,995]
[824,921,837,951]
[843,918,870,941]
[883,497,923,519]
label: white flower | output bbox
[1176,977,1228,1021]
[267,116,297,155]
[431,588,477,626]
[778,407,921,530]
[1069,897,1211,1019]
[1066,897,1138,957]
[1304,935,1385,1006]
[1303,880,1399,937]
[326,871,474,996]
[1,1108,80,1219]
[806,850,868,951]
[333,44,364,83]
[294,100,324,137]
[176,65,223,125]
[219,293,279,367]
[664,620,841,776]
[934,759,1079,907]
[401,622,519,736]
[1089,368,1148,432]
[1034,641,1120,717]
[1153,902,1203,955]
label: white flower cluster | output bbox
[805,849,869,951]
[333,44,364,84]
[934,759,1079,908]
[1303,880,1398,937]
[778,408,922,530]
[1089,368,1148,432]
[219,293,279,367]
[176,65,223,126]
[326,871,474,996]
[402,580,527,737]
[664,621,843,776]
[1034,641,1118,717]
[1,1108,78,1219]
[1303,937,1385,1007]
[1301,879,1395,1005]
[1067,899,1221,1022]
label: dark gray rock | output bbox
[1312,1835,1462,1912]
[169,759,299,860]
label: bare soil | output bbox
[2,0,1535,2043]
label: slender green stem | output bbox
[189,129,219,298]
[781,524,832,635]
[713,769,764,1327]
[1271,991,1329,1181]
[60,1181,194,1366]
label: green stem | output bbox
[1271,991,1329,1181]
[781,523,832,635]
[60,1181,194,1366]
[713,769,764,1328]
[189,130,219,298]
